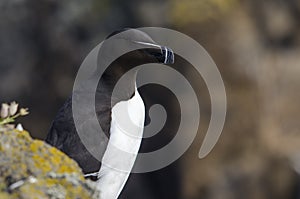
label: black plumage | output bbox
[45,28,174,175]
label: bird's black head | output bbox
[105,28,174,65]
[98,28,175,104]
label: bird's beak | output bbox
[160,46,174,64]
[133,41,175,64]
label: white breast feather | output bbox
[97,88,145,199]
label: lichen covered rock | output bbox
[0,128,99,199]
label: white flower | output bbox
[19,108,29,116]
[16,124,24,131]
[1,103,9,118]
[9,101,18,116]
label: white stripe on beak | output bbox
[162,46,168,64]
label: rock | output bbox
[0,127,100,199]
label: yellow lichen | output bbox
[0,129,98,198]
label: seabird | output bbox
[45,28,174,199]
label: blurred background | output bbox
[1,0,300,198]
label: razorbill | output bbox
[45,28,174,199]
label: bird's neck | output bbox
[98,66,138,106]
